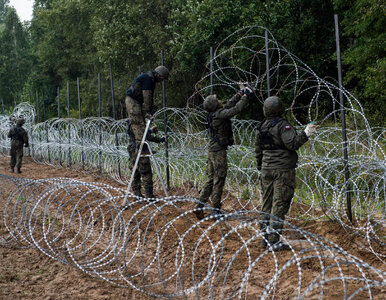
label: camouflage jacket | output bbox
[255,118,308,170]
[208,93,248,152]
[126,71,156,113]
[8,125,29,147]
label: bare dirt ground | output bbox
[0,156,384,299]
[0,156,151,300]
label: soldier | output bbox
[9,115,16,127]
[195,86,251,220]
[8,115,29,173]
[255,96,318,251]
[126,120,165,198]
[125,65,169,152]
[125,65,169,198]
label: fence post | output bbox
[36,91,42,160]
[210,46,214,95]
[77,77,84,170]
[265,30,271,97]
[2,98,4,154]
[58,86,62,166]
[30,94,35,159]
[43,93,51,163]
[42,92,46,121]
[67,81,71,167]
[161,50,170,190]
[334,14,352,223]
[27,92,31,156]
[36,91,40,123]
[110,64,121,178]
[109,63,116,120]
[98,73,102,173]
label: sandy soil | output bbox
[0,155,384,299]
[0,156,151,299]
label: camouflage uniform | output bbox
[126,120,164,198]
[8,120,29,173]
[125,71,156,143]
[255,96,308,245]
[125,66,168,143]
[127,142,153,197]
[199,93,249,210]
[125,67,168,198]
[199,149,228,209]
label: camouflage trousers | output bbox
[125,96,146,143]
[199,149,227,209]
[127,143,153,195]
[10,145,24,169]
[260,168,296,243]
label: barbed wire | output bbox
[0,25,384,297]
[0,175,384,298]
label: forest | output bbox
[0,0,384,126]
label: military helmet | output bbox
[16,115,25,126]
[203,95,218,112]
[154,65,169,79]
[263,96,285,117]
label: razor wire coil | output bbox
[0,25,384,298]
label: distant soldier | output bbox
[8,115,29,173]
[255,96,318,251]
[126,120,165,198]
[195,86,251,220]
[9,115,16,127]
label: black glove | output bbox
[244,86,253,96]
[160,136,166,143]
[24,143,29,148]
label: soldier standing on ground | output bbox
[8,115,29,174]
[126,120,165,198]
[195,85,251,220]
[255,96,319,251]
[125,66,169,198]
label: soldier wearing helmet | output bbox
[125,66,169,198]
[255,96,319,251]
[8,115,29,173]
[9,115,16,127]
[195,86,252,220]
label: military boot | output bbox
[261,234,268,248]
[209,208,223,220]
[145,188,156,199]
[17,168,21,174]
[271,241,291,252]
[194,202,205,220]
[133,189,144,198]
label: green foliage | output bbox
[0,0,9,24]
[268,1,336,76]
[0,7,32,107]
[31,0,96,81]
[0,0,383,126]
[334,0,385,126]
